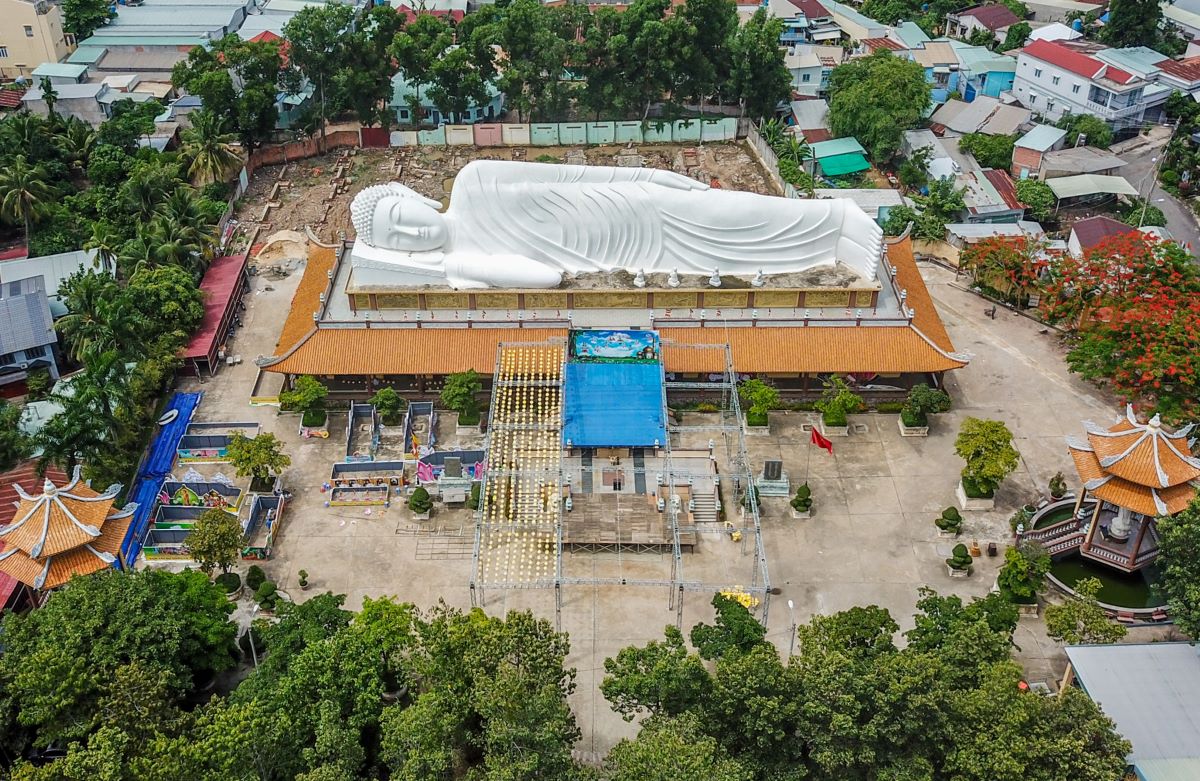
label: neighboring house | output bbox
[751,0,842,45]
[390,69,503,126]
[860,36,906,55]
[0,276,60,391]
[31,61,87,84]
[1028,22,1082,43]
[22,81,110,124]
[889,21,930,50]
[813,188,909,224]
[911,40,961,100]
[929,95,1030,136]
[946,4,1021,44]
[788,97,830,139]
[1038,145,1125,179]
[943,220,1044,248]
[0,0,75,81]
[784,44,842,96]
[1011,123,1067,178]
[0,248,97,309]
[821,0,886,43]
[904,128,1026,223]
[950,40,1017,99]
[391,0,466,24]
[1013,39,1153,130]
[1067,215,1136,256]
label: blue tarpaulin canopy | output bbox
[563,363,666,448]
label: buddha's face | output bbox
[373,195,448,252]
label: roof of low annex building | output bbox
[1070,215,1136,251]
[260,238,967,377]
[953,3,1021,30]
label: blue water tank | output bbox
[1071,18,1083,31]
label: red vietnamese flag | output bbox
[811,428,834,454]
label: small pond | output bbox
[1049,555,1166,609]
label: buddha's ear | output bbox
[387,183,443,211]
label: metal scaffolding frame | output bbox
[469,336,771,630]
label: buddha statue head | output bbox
[351,184,448,252]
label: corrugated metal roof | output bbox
[1136,759,1200,781]
[912,41,958,67]
[818,151,871,176]
[1047,174,1138,199]
[32,63,89,79]
[1015,123,1067,152]
[67,47,107,64]
[809,136,866,159]
[1066,643,1200,763]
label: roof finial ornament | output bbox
[1149,413,1162,429]
[42,478,57,496]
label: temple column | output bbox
[1129,514,1150,567]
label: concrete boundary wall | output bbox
[247,118,744,171]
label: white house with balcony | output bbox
[1013,40,1153,130]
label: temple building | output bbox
[0,467,136,590]
[257,238,966,398]
[1026,409,1200,573]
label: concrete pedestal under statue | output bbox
[348,160,884,289]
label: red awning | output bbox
[184,254,247,361]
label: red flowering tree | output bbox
[1041,233,1200,419]
[960,235,1049,306]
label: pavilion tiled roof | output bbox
[1066,408,1200,516]
[0,466,135,589]
[262,238,965,377]
[274,246,337,355]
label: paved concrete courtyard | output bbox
[178,255,1157,756]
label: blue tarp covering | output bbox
[563,363,666,447]
[120,392,202,565]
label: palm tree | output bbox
[83,221,123,276]
[70,350,133,442]
[157,189,218,262]
[55,271,122,362]
[0,155,54,242]
[120,162,175,221]
[0,112,48,159]
[760,118,786,147]
[56,117,97,173]
[147,218,203,274]
[781,136,811,168]
[116,234,155,277]
[181,110,242,186]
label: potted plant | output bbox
[370,387,407,427]
[946,543,973,577]
[441,370,484,432]
[246,564,266,592]
[215,571,242,600]
[790,483,813,519]
[226,432,292,493]
[998,541,1050,616]
[281,375,330,435]
[737,379,779,433]
[814,377,863,437]
[409,485,433,520]
[1009,505,1033,535]
[934,506,963,537]
[953,417,1020,510]
[297,569,310,591]
[255,580,279,612]
[1049,471,1067,501]
[898,384,951,437]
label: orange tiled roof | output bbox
[274,246,337,355]
[0,513,131,590]
[1080,412,1200,489]
[1069,447,1196,517]
[262,238,965,376]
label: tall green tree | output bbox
[180,110,242,186]
[829,51,931,163]
[727,9,790,120]
[0,155,54,241]
[390,13,454,124]
[0,399,33,471]
[1102,0,1163,48]
[284,3,358,147]
[606,714,751,781]
[62,0,115,39]
[678,0,738,111]
[427,47,490,125]
[187,509,245,575]
[172,34,284,149]
[1156,498,1200,638]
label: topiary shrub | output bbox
[901,384,951,428]
[246,564,266,591]
[409,486,433,514]
[215,572,242,594]
[1049,471,1067,499]
[935,506,963,534]
[946,543,973,571]
[815,377,863,428]
[790,483,812,513]
[254,580,278,610]
[998,542,1050,604]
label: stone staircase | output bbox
[691,487,719,525]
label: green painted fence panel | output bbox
[417,126,446,145]
[642,122,672,143]
[586,122,616,144]
[530,124,560,146]
[672,120,702,142]
[558,122,587,145]
[614,121,643,143]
